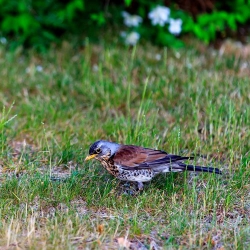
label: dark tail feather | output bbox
[179,163,222,175]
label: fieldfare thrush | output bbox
[85,140,222,190]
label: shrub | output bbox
[0,0,249,51]
[0,0,85,51]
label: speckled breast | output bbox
[99,159,120,177]
[117,169,155,182]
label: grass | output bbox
[0,39,249,249]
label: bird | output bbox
[85,140,222,190]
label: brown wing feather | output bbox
[113,145,168,168]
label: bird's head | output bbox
[85,140,120,161]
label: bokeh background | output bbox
[0,0,250,50]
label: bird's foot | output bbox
[137,182,144,191]
[116,181,142,196]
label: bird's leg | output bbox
[137,182,144,191]
[123,181,131,189]
[116,181,134,196]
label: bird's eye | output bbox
[96,148,101,153]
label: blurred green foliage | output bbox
[183,3,250,43]
[124,0,250,46]
[0,0,250,51]
[0,0,95,51]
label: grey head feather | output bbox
[89,140,120,156]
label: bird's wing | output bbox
[113,145,192,170]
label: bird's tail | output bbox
[178,163,222,174]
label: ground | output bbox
[0,39,249,249]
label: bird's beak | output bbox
[84,154,97,161]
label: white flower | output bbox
[36,65,43,72]
[0,37,7,44]
[148,6,170,26]
[121,11,143,27]
[169,18,182,35]
[155,54,161,61]
[125,32,140,45]
[121,31,140,46]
